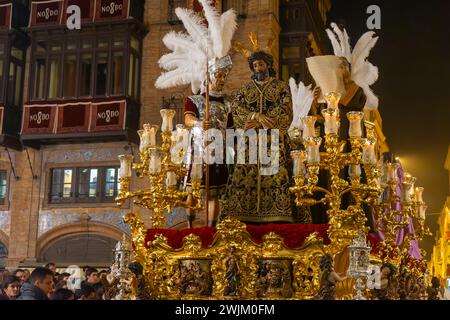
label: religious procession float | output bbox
[107,0,432,300]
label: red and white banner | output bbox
[22,104,57,134]
[30,0,135,26]
[22,99,127,135]
[95,0,130,20]
[0,1,12,29]
[90,100,126,132]
[29,0,64,26]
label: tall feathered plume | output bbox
[326,22,379,109]
[351,31,379,109]
[156,31,207,93]
[155,0,237,93]
[174,8,211,50]
[326,23,352,62]
[289,78,313,131]
[198,0,237,58]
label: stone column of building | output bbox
[6,149,41,268]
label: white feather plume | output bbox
[288,78,313,131]
[351,31,379,109]
[162,32,205,58]
[175,7,212,57]
[159,54,190,71]
[326,28,342,57]
[361,85,379,111]
[156,1,237,92]
[198,0,222,57]
[219,9,238,57]
[326,22,352,61]
[326,22,380,109]
[351,32,379,86]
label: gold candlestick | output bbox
[116,116,203,229]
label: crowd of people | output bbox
[0,263,116,300]
[1,261,449,300]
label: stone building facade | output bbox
[0,0,335,268]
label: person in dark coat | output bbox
[50,288,75,300]
[17,267,53,300]
[0,275,21,300]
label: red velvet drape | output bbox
[145,224,382,251]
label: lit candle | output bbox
[160,109,176,132]
[147,124,159,147]
[118,154,133,178]
[191,163,203,181]
[386,162,399,183]
[321,108,340,135]
[301,116,317,140]
[139,124,159,153]
[148,148,162,174]
[166,172,177,187]
[418,204,427,220]
[347,111,364,137]
[409,176,416,198]
[401,181,413,203]
[291,150,307,177]
[362,138,377,165]
[171,124,189,165]
[415,187,424,203]
[137,130,146,153]
[306,137,322,163]
[325,92,341,109]
[348,164,362,178]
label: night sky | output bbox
[328,0,450,255]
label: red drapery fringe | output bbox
[145,224,382,250]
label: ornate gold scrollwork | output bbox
[126,215,327,300]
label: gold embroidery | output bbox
[221,79,310,223]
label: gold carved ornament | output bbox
[124,215,327,300]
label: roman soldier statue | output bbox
[155,0,237,227]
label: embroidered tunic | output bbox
[220,78,298,223]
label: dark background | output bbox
[328,0,450,257]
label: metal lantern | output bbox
[347,232,371,300]
[111,235,135,300]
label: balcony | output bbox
[21,97,140,148]
[28,0,145,28]
[0,1,30,150]
[22,12,146,148]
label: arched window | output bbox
[41,234,118,265]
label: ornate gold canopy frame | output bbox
[125,213,330,300]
